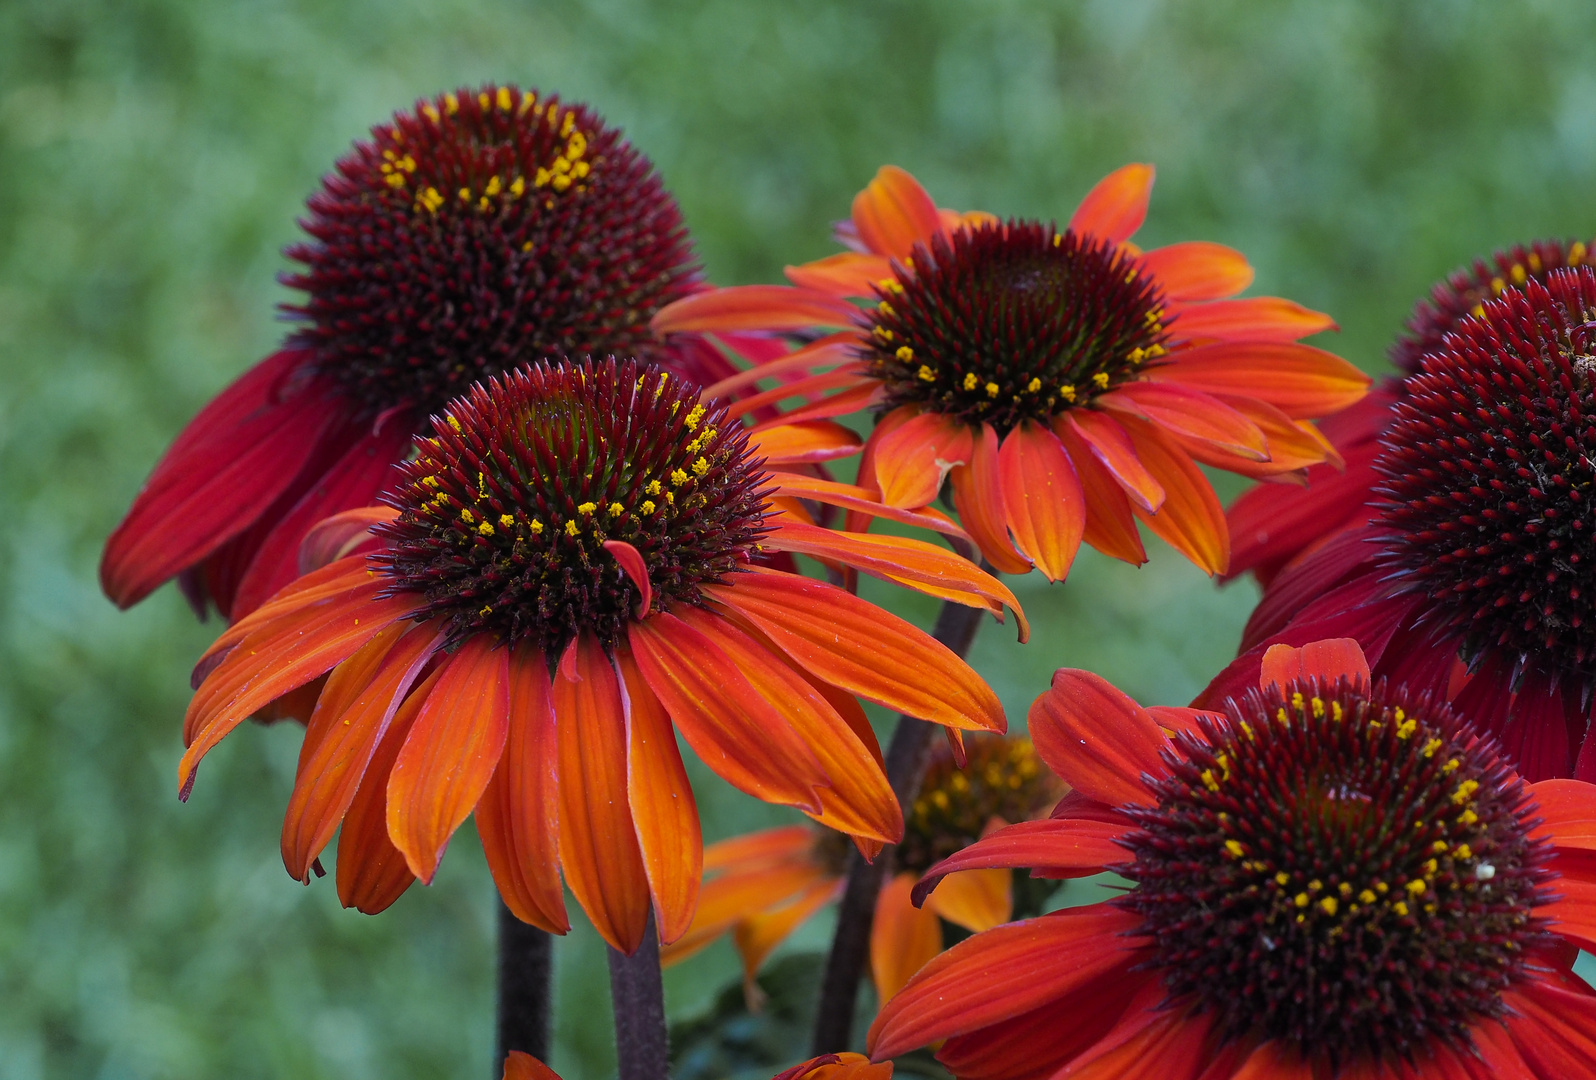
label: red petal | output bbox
[785,252,895,297]
[950,422,1033,574]
[998,421,1085,582]
[871,872,945,1005]
[553,632,652,955]
[477,640,570,935]
[1100,383,1268,461]
[1259,638,1370,690]
[1504,982,1596,1078]
[866,906,1143,1059]
[1139,242,1253,302]
[1170,297,1337,344]
[871,412,974,509]
[1053,416,1148,566]
[914,818,1130,905]
[851,166,943,258]
[1068,164,1155,245]
[706,570,1005,733]
[1030,669,1169,805]
[1119,416,1229,575]
[298,507,397,574]
[615,647,702,945]
[1532,779,1596,852]
[602,539,652,618]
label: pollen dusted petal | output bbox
[1053,416,1148,566]
[553,633,651,955]
[1029,669,1170,806]
[476,639,569,935]
[871,871,945,1004]
[1119,416,1229,575]
[784,252,896,296]
[1099,382,1269,462]
[615,648,702,945]
[746,420,863,465]
[1068,163,1155,246]
[1169,296,1338,344]
[651,284,861,333]
[1063,410,1165,513]
[998,421,1085,582]
[386,634,511,883]
[950,421,1033,574]
[1144,341,1370,418]
[1139,241,1254,302]
[866,907,1143,1060]
[913,818,1130,906]
[921,866,1011,933]
[871,411,975,509]
[1258,638,1370,690]
[851,165,944,258]
[706,570,1005,734]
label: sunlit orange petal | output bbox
[748,420,864,465]
[1175,394,1338,477]
[785,252,896,297]
[923,866,1011,932]
[950,421,1032,574]
[1119,415,1229,575]
[477,639,569,935]
[1063,410,1165,513]
[1168,297,1337,344]
[872,872,945,1005]
[1259,638,1371,691]
[1139,241,1253,302]
[775,1053,894,1080]
[1099,382,1268,461]
[1053,416,1147,566]
[1069,164,1155,246]
[998,420,1085,582]
[703,823,818,873]
[855,404,921,494]
[651,285,860,334]
[872,411,974,509]
[554,632,651,955]
[733,877,842,983]
[851,165,943,258]
[1030,669,1169,805]
[1144,342,1370,419]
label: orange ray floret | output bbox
[501,1051,893,1080]
[654,164,1368,582]
[178,358,1011,953]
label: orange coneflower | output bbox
[502,1050,891,1080]
[652,165,1369,579]
[662,736,1063,1006]
[179,357,1017,954]
[870,638,1596,1079]
[102,84,760,621]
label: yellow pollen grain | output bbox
[877,301,895,317]
[1224,839,1245,858]
[1311,696,1325,718]
[1294,893,1309,908]
[917,365,936,382]
[564,520,580,537]
[1460,808,1478,825]
[1512,263,1527,283]
[1393,901,1410,917]
[963,373,979,391]
[477,521,494,536]
[1432,841,1449,854]
[1406,879,1427,896]
[1452,779,1479,804]
[500,515,514,529]
[1573,241,1588,263]
[1529,252,1543,272]
[459,508,475,524]
[423,103,440,123]
[498,87,513,111]
[1396,718,1417,740]
[444,92,460,114]
[485,176,502,197]
[1275,872,1290,886]
[480,605,493,616]
[1060,384,1077,402]
[422,476,440,489]
[1331,701,1343,722]
[577,502,598,515]
[1359,889,1377,904]
[641,500,656,514]
[692,457,710,476]
[895,345,915,362]
[1423,738,1443,758]
[1092,372,1110,388]
[1319,897,1338,916]
[608,502,625,517]
[984,382,1000,398]
[646,480,662,496]
[874,326,894,341]
[478,91,491,111]
[684,404,707,430]
[1026,377,1042,393]
[1291,691,1305,712]
[1338,882,1353,897]
[530,519,544,534]
[671,469,688,485]
[447,415,462,432]
[1491,276,1506,294]
[1423,858,1438,875]
[1456,843,1473,859]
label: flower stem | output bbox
[496,901,553,1071]
[608,914,669,1080]
[810,598,989,1054]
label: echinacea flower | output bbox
[652,165,1368,579]
[662,736,1062,1005]
[502,1050,892,1080]
[1206,266,1596,781]
[178,357,1017,953]
[102,84,748,620]
[870,638,1596,1080]
[1228,238,1596,587]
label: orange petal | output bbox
[915,818,1130,905]
[707,569,1005,733]
[949,421,1032,574]
[1168,297,1337,345]
[1063,411,1165,512]
[1259,638,1371,691]
[747,420,864,466]
[871,411,974,509]
[733,876,842,984]
[628,612,830,811]
[615,647,702,944]
[729,366,871,420]
[866,906,1142,1059]
[998,420,1085,582]
[553,632,652,955]
[702,823,818,873]
[1030,669,1169,805]
[1053,416,1147,566]
[676,606,900,842]
[298,507,397,574]
[923,866,1011,932]
[502,1050,562,1080]
[785,252,896,297]
[854,404,920,494]
[701,333,859,400]
[765,471,972,541]
[1175,394,1338,478]
[1119,416,1229,575]
[336,668,440,914]
[1061,1007,1217,1080]
[1532,779,1596,851]
[1138,242,1253,302]
[1145,342,1369,420]
[775,1053,894,1080]
[191,556,372,677]
[763,517,1028,641]
[477,639,570,935]
[872,872,945,1005]
[851,165,943,258]
[1068,164,1155,245]
[281,621,443,882]
[650,285,860,334]
[1099,382,1268,461]
[386,634,510,883]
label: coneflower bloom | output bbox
[502,1050,892,1080]
[652,165,1367,579]
[102,84,749,620]
[1206,266,1596,781]
[178,358,1016,954]
[662,736,1062,1005]
[1228,238,1596,587]
[870,638,1596,1079]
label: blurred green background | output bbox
[5,0,1596,1076]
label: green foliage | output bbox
[5,0,1596,1076]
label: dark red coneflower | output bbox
[1206,265,1596,781]
[103,84,729,621]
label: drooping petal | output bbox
[1063,411,1165,513]
[702,824,818,873]
[192,555,375,676]
[733,876,843,985]
[650,285,860,334]
[1099,383,1268,462]
[553,632,652,955]
[914,818,1131,906]
[1139,242,1253,302]
[851,165,943,258]
[386,634,511,883]
[298,506,397,574]
[1030,669,1169,805]
[950,421,1033,574]
[872,411,974,509]
[1068,164,1155,246]
[476,639,569,935]
[615,647,702,945]
[1053,416,1147,566]
[998,420,1085,582]
[1259,638,1371,690]
[766,471,972,541]
[785,252,896,297]
[747,420,864,465]
[872,872,945,1005]
[1146,342,1370,420]
[1170,297,1337,344]
[923,866,1011,932]
[1118,416,1229,575]
[866,906,1143,1059]
[707,570,1005,733]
